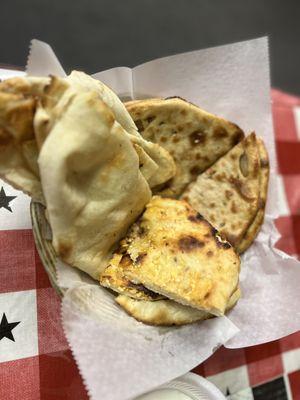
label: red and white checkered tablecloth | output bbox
[0,88,300,400]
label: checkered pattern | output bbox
[0,88,300,400]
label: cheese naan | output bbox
[102,196,240,316]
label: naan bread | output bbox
[236,138,269,253]
[38,87,153,280]
[100,251,164,301]
[106,196,240,316]
[125,97,244,197]
[182,133,260,248]
[116,287,241,326]
[0,73,176,280]
[66,72,176,188]
[0,77,49,202]
[0,73,175,198]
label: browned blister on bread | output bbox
[102,196,240,316]
[236,138,269,253]
[182,133,260,248]
[125,97,244,197]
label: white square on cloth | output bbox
[0,290,38,362]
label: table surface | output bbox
[0,76,300,399]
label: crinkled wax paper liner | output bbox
[26,38,300,400]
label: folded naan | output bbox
[38,88,153,280]
[125,97,244,197]
[0,77,49,202]
[0,73,176,203]
[102,196,240,316]
[236,138,269,253]
[0,74,177,280]
[182,133,261,248]
[66,72,176,188]
[116,287,241,326]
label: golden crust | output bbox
[125,97,244,197]
[100,252,164,301]
[116,287,241,326]
[104,196,240,316]
[182,133,260,248]
[236,138,270,253]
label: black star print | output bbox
[0,186,16,213]
[0,313,20,342]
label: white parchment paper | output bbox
[24,38,300,399]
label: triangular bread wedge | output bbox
[182,133,261,248]
[107,196,240,316]
[125,97,244,197]
[236,138,269,253]
[116,287,241,326]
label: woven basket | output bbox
[30,201,64,297]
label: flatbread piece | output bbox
[236,138,269,252]
[182,133,261,248]
[116,287,241,326]
[105,196,240,316]
[125,97,244,197]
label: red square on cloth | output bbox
[272,89,300,108]
[288,370,300,400]
[275,216,298,256]
[36,287,68,355]
[0,356,40,400]
[281,175,300,215]
[280,331,300,353]
[0,230,36,294]
[245,340,281,364]
[199,346,246,376]
[35,248,52,290]
[39,350,88,400]
[272,106,298,142]
[248,354,284,387]
[276,141,300,175]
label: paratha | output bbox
[125,97,244,197]
[105,196,240,316]
[182,133,261,248]
[116,287,241,326]
[236,138,269,253]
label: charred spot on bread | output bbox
[178,235,205,251]
[187,212,204,223]
[189,130,206,146]
[134,119,144,132]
